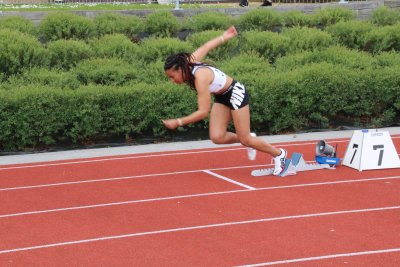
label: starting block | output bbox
[251,152,335,177]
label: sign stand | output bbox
[342,129,400,171]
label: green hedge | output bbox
[93,12,144,39]
[282,27,333,53]
[0,29,46,77]
[188,11,235,32]
[47,39,93,70]
[283,10,316,28]
[188,30,239,61]
[75,58,138,86]
[0,7,400,151]
[144,10,181,38]
[241,31,289,63]
[237,9,284,31]
[312,6,355,27]
[91,34,138,63]
[275,46,375,71]
[326,20,374,50]
[39,12,95,42]
[0,84,196,151]
[7,68,80,90]
[0,16,37,36]
[138,37,193,63]
[1,62,399,151]
[370,6,400,26]
[365,23,400,54]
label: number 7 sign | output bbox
[343,130,400,171]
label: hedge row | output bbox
[1,5,399,39]
[2,21,400,81]
[1,6,400,151]
[1,7,400,78]
[0,6,354,39]
[0,84,196,151]
[1,61,399,151]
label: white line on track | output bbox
[0,164,267,191]
[1,175,400,219]
[238,248,400,266]
[0,139,353,170]
[1,205,399,255]
[1,136,399,171]
[0,147,244,170]
[2,152,399,191]
[203,170,256,190]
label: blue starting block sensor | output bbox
[315,155,341,166]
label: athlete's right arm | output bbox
[178,69,212,125]
[162,69,212,130]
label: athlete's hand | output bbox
[223,26,238,41]
[162,119,180,130]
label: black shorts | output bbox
[214,80,249,110]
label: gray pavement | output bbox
[1,127,400,166]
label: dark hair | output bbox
[164,53,214,90]
[164,53,197,89]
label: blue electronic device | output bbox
[315,155,341,166]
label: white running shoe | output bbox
[273,148,287,176]
[247,133,257,160]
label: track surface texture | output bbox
[1,135,399,266]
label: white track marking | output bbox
[0,189,248,219]
[238,248,400,266]
[0,205,399,254]
[0,164,267,191]
[0,139,355,170]
[1,153,398,191]
[0,147,243,170]
[1,136,398,170]
[203,170,256,190]
[1,175,400,219]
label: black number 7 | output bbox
[350,144,358,164]
[373,145,384,166]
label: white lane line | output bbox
[0,147,244,170]
[238,248,400,266]
[1,175,400,219]
[0,139,355,170]
[0,188,249,219]
[1,136,398,170]
[203,170,256,190]
[0,164,267,191]
[1,153,398,191]
[1,205,399,255]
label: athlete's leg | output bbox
[231,105,281,157]
[209,103,239,144]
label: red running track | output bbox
[0,136,399,266]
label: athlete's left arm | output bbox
[192,26,237,62]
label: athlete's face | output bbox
[165,67,184,84]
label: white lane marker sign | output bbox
[343,129,400,171]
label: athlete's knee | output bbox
[210,132,226,144]
[238,134,253,147]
